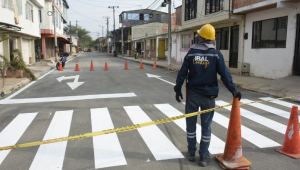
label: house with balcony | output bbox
[233,0,300,79]
[0,0,44,64]
[181,0,244,74]
[34,0,71,59]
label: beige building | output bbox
[181,0,244,74]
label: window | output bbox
[26,2,33,22]
[7,0,14,11]
[182,34,190,49]
[185,0,197,21]
[17,0,22,15]
[215,27,229,50]
[205,0,224,15]
[146,39,150,50]
[59,14,61,29]
[252,16,288,48]
[1,0,6,8]
[144,14,149,21]
[139,13,144,20]
[151,39,155,50]
[56,11,58,27]
[39,10,42,23]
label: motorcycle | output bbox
[56,52,69,70]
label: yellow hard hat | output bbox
[197,24,215,40]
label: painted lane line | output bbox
[38,69,55,80]
[29,110,73,170]
[259,97,300,110]
[154,104,225,154]
[213,112,281,148]
[216,101,287,134]
[240,99,298,122]
[146,73,175,86]
[2,81,36,101]
[0,93,137,104]
[0,113,37,165]
[91,108,127,169]
[124,106,184,161]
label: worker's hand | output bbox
[234,91,242,101]
[176,92,183,102]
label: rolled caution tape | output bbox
[0,95,299,151]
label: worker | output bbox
[174,24,241,167]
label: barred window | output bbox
[185,0,197,21]
[26,2,33,22]
[182,34,190,49]
[206,0,224,15]
[215,27,229,50]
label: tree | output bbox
[64,25,92,48]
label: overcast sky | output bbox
[67,0,182,40]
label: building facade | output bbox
[0,0,44,64]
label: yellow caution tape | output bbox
[0,95,299,151]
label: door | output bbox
[137,42,141,55]
[229,25,239,68]
[294,14,300,76]
[158,39,165,59]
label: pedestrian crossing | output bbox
[0,98,298,169]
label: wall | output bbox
[233,0,266,9]
[132,22,164,40]
[243,5,300,79]
[0,1,42,38]
[0,42,3,56]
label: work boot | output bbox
[198,155,210,167]
[186,152,196,162]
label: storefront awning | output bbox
[0,22,22,31]
[58,37,73,44]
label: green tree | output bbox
[64,25,92,48]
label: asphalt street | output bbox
[0,52,299,170]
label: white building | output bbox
[233,0,300,79]
[0,0,44,64]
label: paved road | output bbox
[0,52,299,170]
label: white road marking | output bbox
[91,108,127,169]
[38,69,55,80]
[0,93,137,104]
[216,101,287,134]
[0,113,37,165]
[154,104,225,154]
[2,81,36,101]
[213,112,281,148]
[57,75,84,90]
[240,99,298,122]
[29,110,73,170]
[146,73,175,86]
[124,106,184,161]
[259,97,300,110]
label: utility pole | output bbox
[52,0,58,62]
[122,26,124,57]
[69,21,72,54]
[98,33,100,52]
[103,16,110,53]
[99,25,104,51]
[108,6,119,54]
[168,0,171,68]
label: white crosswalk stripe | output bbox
[259,97,300,110]
[240,99,299,122]
[91,108,127,169]
[29,111,73,170]
[124,106,184,161]
[154,104,225,154]
[216,101,287,134]
[0,113,37,165]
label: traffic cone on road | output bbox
[104,60,109,70]
[59,61,63,71]
[153,60,157,69]
[140,60,144,69]
[215,97,252,169]
[276,106,300,158]
[124,60,128,70]
[75,61,80,71]
[90,60,94,71]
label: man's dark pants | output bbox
[185,89,215,157]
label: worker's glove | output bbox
[234,91,242,101]
[176,92,183,102]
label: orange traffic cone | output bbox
[90,60,94,71]
[75,61,80,71]
[276,106,300,158]
[215,97,252,169]
[59,61,63,71]
[139,60,144,69]
[124,60,128,70]
[153,60,157,69]
[104,60,109,70]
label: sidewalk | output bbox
[0,53,79,98]
[119,56,300,103]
